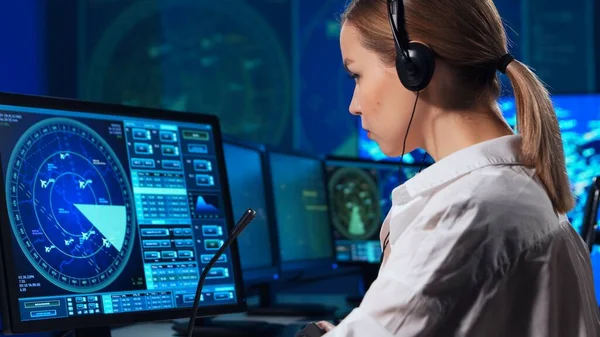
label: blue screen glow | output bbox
[325,159,425,264]
[0,103,241,323]
[223,143,274,271]
[498,95,600,233]
[268,153,333,263]
[357,120,430,164]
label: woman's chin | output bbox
[379,143,412,158]
[378,143,401,158]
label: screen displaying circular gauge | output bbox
[327,167,382,240]
[5,117,135,293]
[83,0,291,145]
[326,160,423,263]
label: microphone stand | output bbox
[185,208,256,337]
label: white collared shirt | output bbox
[325,135,600,336]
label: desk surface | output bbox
[112,322,173,337]
[110,293,351,337]
[111,314,313,337]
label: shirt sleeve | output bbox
[323,199,492,336]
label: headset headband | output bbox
[387,0,411,64]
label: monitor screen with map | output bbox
[0,93,245,334]
[325,158,423,264]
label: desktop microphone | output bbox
[186,208,256,337]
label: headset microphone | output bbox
[186,208,256,337]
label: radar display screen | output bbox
[325,159,422,264]
[0,101,241,324]
[6,118,134,294]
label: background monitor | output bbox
[0,93,245,335]
[222,139,279,284]
[325,158,424,264]
[266,151,334,273]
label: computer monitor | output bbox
[266,151,334,273]
[0,92,246,336]
[222,138,279,284]
[325,158,423,264]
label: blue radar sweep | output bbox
[5,117,136,293]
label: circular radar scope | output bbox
[328,168,381,240]
[84,0,291,145]
[6,118,135,293]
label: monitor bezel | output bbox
[222,136,281,285]
[0,92,247,334]
[324,155,427,266]
[264,148,336,274]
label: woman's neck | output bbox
[421,108,514,162]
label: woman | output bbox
[315,0,600,335]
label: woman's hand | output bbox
[315,320,336,332]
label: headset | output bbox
[380,0,435,263]
[387,0,436,92]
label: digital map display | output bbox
[81,0,293,147]
[7,118,135,294]
[326,159,424,264]
[0,104,240,322]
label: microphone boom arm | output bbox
[185,208,256,337]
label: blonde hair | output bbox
[341,0,574,213]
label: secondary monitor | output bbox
[267,151,334,272]
[325,158,424,264]
[223,139,279,283]
[0,93,245,336]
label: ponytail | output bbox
[504,61,574,214]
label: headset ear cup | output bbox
[395,42,436,92]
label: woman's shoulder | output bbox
[423,164,558,236]
[395,165,561,273]
[436,164,552,210]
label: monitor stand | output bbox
[73,327,112,337]
[246,283,336,318]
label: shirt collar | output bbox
[392,135,523,204]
